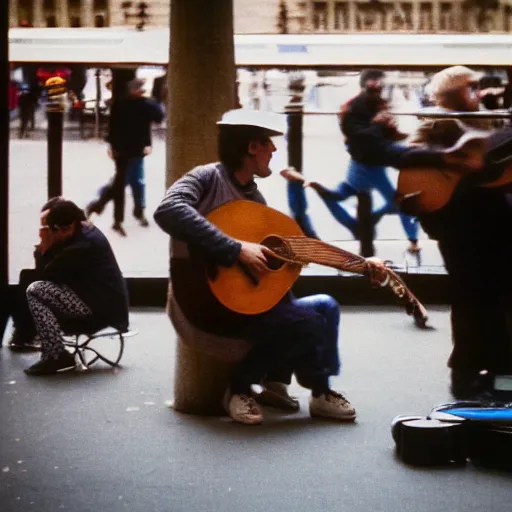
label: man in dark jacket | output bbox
[86,78,164,236]
[283,70,420,253]
[22,198,129,376]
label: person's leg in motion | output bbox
[370,168,420,253]
[126,157,149,227]
[112,156,128,236]
[286,180,319,239]
[281,166,357,238]
[85,178,115,218]
[24,281,94,375]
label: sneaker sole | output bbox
[310,410,357,422]
[56,364,77,373]
[8,344,42,353]
[24,363,76,376]
[255,389,300,412]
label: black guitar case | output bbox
[391,400,512,469]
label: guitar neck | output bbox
[279,236,368,274]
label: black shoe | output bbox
[112,222,127,236]
[7,331,41,352]
[9,339,42,352]
[24,351,76,376]
[85,201,102,219]
[450,370,491,400]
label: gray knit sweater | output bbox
[153,162,266,268]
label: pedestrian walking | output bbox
[86,78,164,236]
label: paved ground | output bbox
[8,89,445,282]
[1,306,511,512]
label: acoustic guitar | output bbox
[205,200,429,328]
[396,123,512,214]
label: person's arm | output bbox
[153,168,241,267]
[39,240,91,282]
[342,102,387,145]
[105,100,121,152]
[348,112,451,169]
[146,99,164,124]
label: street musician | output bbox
[407,66,512,399]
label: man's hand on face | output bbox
[38,226,55,255]
[238,241,271,275]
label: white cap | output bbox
[426,66,483,100]
[217,108,285,136]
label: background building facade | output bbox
[8,0,512,33]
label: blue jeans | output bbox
[230,294,341,394]
[91,156,146,223]
[125,157,145,211]
[316,159,419,242]
[287,181,319,238]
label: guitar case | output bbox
[391,400,512,469]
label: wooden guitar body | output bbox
[397,167,463,214]
[396,124,512,214]
[206,200,303,315]
[206,200,429,327]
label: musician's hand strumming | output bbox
[238,241,272,275]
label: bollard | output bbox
[357,192,375,257]
[286,103,303,173]
[47,110,63,199]
[45,76,68,199]
[94,69,102,139]
[285,96,319,239]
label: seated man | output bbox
[8,198,70,352]
[21,197,129,376]
[154,108,386,426]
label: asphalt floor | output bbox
[1,306,511,512]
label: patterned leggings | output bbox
[26,281,93,360]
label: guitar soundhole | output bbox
[261,235,287,271]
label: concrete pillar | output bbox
[33,0,44,27]
[496,3,505,31]
[412,1,421,31]
[56,0,70,27]
[348,1,356,32]
[452,0,462,31]
[167,0,236,415]
[385,4,393,31]
[167,0,235,186]
[432,1,441,32]
[9,0,18,27]
[81,0,95,27]
[326,0,335,31]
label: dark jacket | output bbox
[341,92,444,169]
[107,96,164,158]
[35,223,129,332]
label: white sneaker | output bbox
[309,390,356,421]
[223,390,263,425]
[255,381,300,412]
